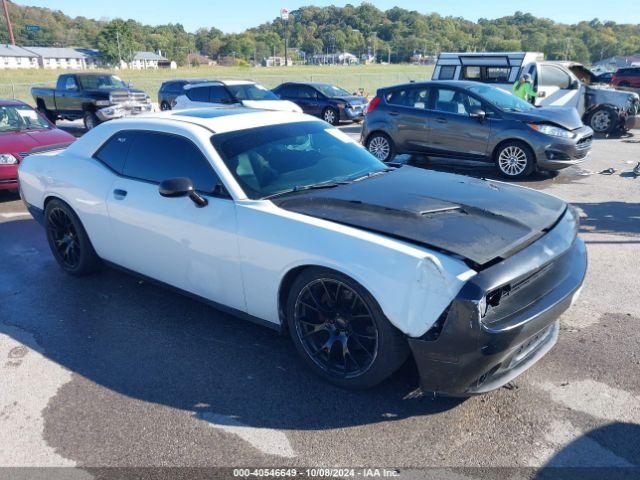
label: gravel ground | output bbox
[0,122,639,479]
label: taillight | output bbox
[367,96,381,113]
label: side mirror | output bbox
[469,107,486,122]
[159,177,208,207]
[570,79,580,90]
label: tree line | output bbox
[2,1,639,66]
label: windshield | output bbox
[211,121,386,199]
[468,84,535,112]
[313,84,351,97]
[0,104,51,132]
[226,83,279,101]
[78,75,128,90]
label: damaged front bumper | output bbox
[96,102,153,121]
[624,114,640,130]
[408,209,588,396]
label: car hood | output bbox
[241,99,302,113]
[506,106,584,130]
[332,95,367,105]
[0,128,75,157]
[272,166,567,267]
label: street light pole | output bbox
[280,8,290,66]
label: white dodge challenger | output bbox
[18,108,587,395]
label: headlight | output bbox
[0,154,18,165]
[528,123,576,139]
[95,100,111,106]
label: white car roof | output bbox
[183,79,255,90]
[139,108,317,134]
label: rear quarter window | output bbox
[93,131,135,174]
[438,65,457,80]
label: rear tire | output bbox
[37,103,56,124]
[83,111,100,131]
[160,101,171,111]
[286,267,409,389]
[45,199,101,276]
[366,132,396,163]
[494,140,535,179]
[586,106,618,135]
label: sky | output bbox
[14,0,640,33]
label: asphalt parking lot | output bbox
[1,122,639,477]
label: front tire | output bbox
[586,106,618,135]
[495,140,535,179]
[286,268,409,389]
[366,132,396,163]
[83,111,101,131]
[322,107,339,126]
[45,199,101,275]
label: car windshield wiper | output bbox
[264,180,350,200]
[351,168,395,182]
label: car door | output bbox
[384,86,431,153]
[297,86,323,116]
[58,75,81,114]
[104,128,246,311]
[534,64,581,110]
[426,87,492,160]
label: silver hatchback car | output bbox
[362,81,593,178]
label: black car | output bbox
[272,82,367,125]
[158,78,208,110]
[362,80,594,179]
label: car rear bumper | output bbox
[407,212,587,396]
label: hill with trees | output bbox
[2,1,639,66]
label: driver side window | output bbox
[120,131,221,194]
[65,77,78,90]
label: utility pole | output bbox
[2,0,15,45]
[116,30,122,67]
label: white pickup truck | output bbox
[433,52,640,134]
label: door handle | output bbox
[436,117,448,124]
[113,189,127,199]
[389,111,399,116]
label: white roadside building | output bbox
[129,51,169,69]
[0,44,39,69]
[23,47,99,69]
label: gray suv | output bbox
[362,81,593,178]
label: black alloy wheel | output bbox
[294,278,379,378]
[47,206,81,269]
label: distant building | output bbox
[309,52,359,65]
[593,55,640,71]
[0,44,39,69]
[410,53,436,65]
[23,47,98,69]
[187,53,215,66]
[130,51,170,69]
[262,56,293,67]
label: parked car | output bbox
[174,80,301,113]
[32,73,153,131]
[272,82,368,125]
[611,67,640,89]
[158,78,209,111]
[362,81,594,178]
[0,99,75,194]
[595,71,614,84]
[433,52,640,135]
[18,108,587,395]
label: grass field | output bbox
[0,64,434,105]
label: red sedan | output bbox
[0,99,76,193]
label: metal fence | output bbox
[0,70,430,105]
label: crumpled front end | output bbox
[407,208,587,396]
